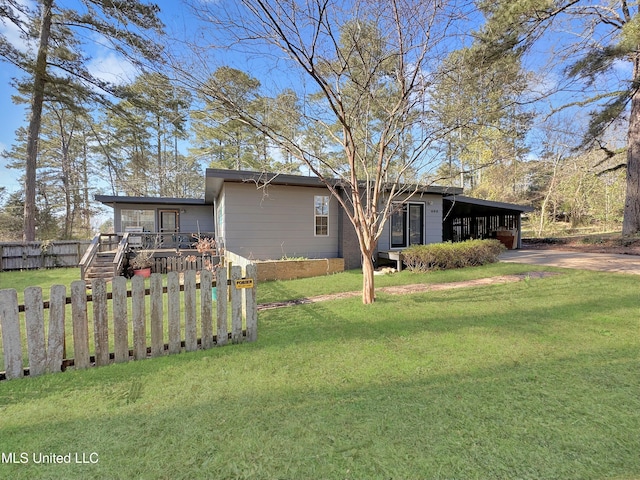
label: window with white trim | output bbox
[314,195,330,236]
[121,209,155,232]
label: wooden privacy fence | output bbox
[0,265,257,380]
[0,241,91,271]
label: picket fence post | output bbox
[200,269,214,349]
[245,263,258,342]
[184,270,197,352]
[132,275,146,360]
[93,279,109,367]
[47,285,66,373]
[167,271,181,354]
[150,273,164,357]
[230,266,243,343]
[216,267,228,346]
[71,280,90,369]
[1,263,259,381]
[112,276,129,363]
[24,286,46,376]
[0,289,23,379]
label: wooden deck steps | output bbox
[84,252,117,282]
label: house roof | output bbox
[443,195,534,214]
[95,195,208,207]
[205,169,327,202]
[205,168,462,202]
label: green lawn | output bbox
[0,267,82,302]
[0,265,638,479]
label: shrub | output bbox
[402,239,506,272]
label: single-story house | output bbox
[96,168,533,270]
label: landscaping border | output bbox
[226,250,344,281]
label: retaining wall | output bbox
[226,251,344,281]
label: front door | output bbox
[159,210,179,233]
[391,203,424,248]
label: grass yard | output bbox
[0,265,638,479]
[0,267,82,303]
[0,268,225,371]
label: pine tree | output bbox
[0,0,164,240]
[474,0,640,235]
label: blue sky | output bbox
[0,1,631,199]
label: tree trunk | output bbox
[538,156,560,237]
[23,0,53,241]
[623,55,640,235]
[60,127,72,239]
[157,115,163,196]
[361,251,376,304]
[82,142,91,236]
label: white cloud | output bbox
[0,0,36,53]
[87,52,138,86]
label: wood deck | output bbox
[378,251,403,271]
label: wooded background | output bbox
[0,0,635,243]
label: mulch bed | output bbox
[257,272,557,311]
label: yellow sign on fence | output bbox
[234,278,254,289]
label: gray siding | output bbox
[180,205,214,232]
[112,203,213,233]
[223,183,340,260]
[424,196,444,244]
[378,194,443,251]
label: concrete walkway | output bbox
[500,249,640,275]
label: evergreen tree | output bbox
[191,67,269,171]
[474,0,640,235]
[430,44,532,192]
[0,0,164,240]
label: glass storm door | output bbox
[391,203,424,248]
[159,210,179,233]
[408,203,424,246]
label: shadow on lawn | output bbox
[255,274,638,350]
[1,271,633,407]
[0,345,637,480]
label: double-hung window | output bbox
[314,195,330,236]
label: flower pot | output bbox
[496,230,518,249]
[133,267,152,278]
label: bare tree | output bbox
[178,0,469,303]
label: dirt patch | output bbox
[523,235,640,256]
[257,272,557,311]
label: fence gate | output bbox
[0,265,257,380]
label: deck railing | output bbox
[123,232,216,251]
[78,234,100,280]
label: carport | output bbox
[442,195,534,249]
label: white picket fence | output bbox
[0,265,257,380]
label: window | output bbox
[159,210,179,233]
[121,209,155,232]
[314,195,330,236]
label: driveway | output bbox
[500,249,640,275]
